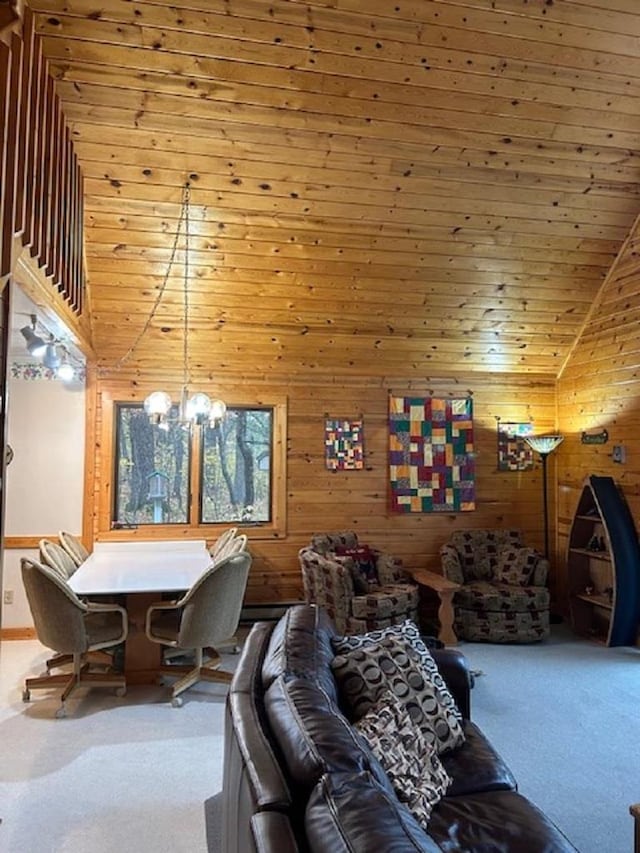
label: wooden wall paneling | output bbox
[14,6,33,236]
[0,40,10,281]
[90,371,556,606]
[35,72,54,267]
[22,30,42,255]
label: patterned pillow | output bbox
[331,634,465,754]
[332,619,462,722]
[494,546,539,587]
[354,690,451,828]
[335,545,379,591]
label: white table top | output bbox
[69,540,212,595]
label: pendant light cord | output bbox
[110,181,190,373]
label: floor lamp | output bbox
[524,434,564,558]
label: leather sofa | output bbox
[222,604,577,852]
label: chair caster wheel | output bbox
[115,686,126,697]
[55,705,67,719]
[22,689,30,702]
[171,696,183,708]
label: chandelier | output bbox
[120,180,225,429]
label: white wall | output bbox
[2,371,85,628]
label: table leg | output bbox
[124,592,163,684]
[436,589,458,646]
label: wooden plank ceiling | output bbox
[29,0,640,380]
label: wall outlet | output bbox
[612,445,626,464]
[3,589,14,605]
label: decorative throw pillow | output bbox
[494,546,539,587]
[332,619,462,722]
[335,545,379,590]
[354,690,451,828]
[331,634,465,754]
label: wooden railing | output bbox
[0,5,84,314]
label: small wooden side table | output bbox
[408,569,461,646]
[630,803,640,853]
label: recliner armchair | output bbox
[440,529,550,643]
[298,530,419,635]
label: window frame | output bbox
[98,390,287,542]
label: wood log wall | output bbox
[0,6,84,313]
[557,213,640,613]
[94,371,558,608]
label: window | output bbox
[109,398,286,536]
[200,409,272,524]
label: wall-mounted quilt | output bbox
[388,395,475,513]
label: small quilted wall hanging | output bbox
[389,395,475,512]
[496,421,534,471]
[325,417,364,470]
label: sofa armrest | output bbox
[432,647,472,720]
[440,543,465,585]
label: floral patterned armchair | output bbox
[298,531,419,635]
[441,529,550,643]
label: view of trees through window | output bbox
[114,404,273,526]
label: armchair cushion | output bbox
[494,546,539,587]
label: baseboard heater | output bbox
[240,600,303,624]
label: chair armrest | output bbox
[533,556,549,587]
[432,647,472,719]
[440,544,465,585]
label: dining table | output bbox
[69,539,212,684]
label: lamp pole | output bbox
[540,451,550,559]
[524,434,564,561]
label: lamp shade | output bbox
[524,434,564,455]
[20,325,46,357]
[144,391,172,418]
[42,342,61,369]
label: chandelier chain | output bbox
[183,183,190,391]
[112,182,191,373]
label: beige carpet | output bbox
[0,638,238,853]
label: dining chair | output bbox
[145,551,252,706]
[21,558,128,718]
[39,538,78,579]
[210,526,238,560]
[58,530,90,567]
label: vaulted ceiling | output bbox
[29,0,640,380]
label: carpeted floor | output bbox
[462,624,640,853]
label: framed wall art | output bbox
[324,417,364,470]
[389,395,475,513]
[496,421,534,471]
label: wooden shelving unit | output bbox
[567,476,640,646]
